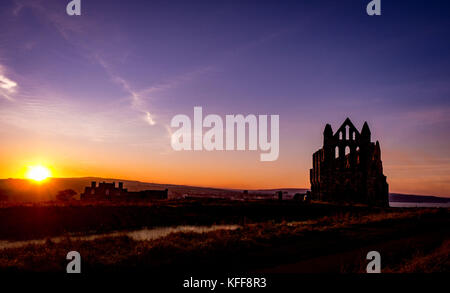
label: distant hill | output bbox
[0,177,449,203]
[249,188,309,195]
[389,193,450,203]
[0,177,256,202]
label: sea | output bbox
[389,202,450,208]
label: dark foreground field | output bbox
[0,199,389,241]
[0,200,448,273]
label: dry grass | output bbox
[0,207,447,273]
[0,199,397,241]
[384,240,450,273]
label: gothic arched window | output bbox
[345,146,350,156]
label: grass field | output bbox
[0,199,390,240]
[0,199,448,273]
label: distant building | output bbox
[80,181,168,200]
[310,118,389,206]
[294,191,311,203]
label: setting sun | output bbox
[26,165,52,182]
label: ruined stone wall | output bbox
[310,118,388,206]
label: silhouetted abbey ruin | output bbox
[80,181,168,201]
[310,118,389,206]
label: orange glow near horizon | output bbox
[0,143,449,197]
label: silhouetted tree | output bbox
[276,191,283,201]
[56,189,77,201]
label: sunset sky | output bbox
[0,0,449,196]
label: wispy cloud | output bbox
[12,0,85,41]
[400,107,450,125]
[95,56,157,126]
[0,92,139,143]
[0,65,18,101]
[11,0,157,127]
[10,0,214,128]
[96,54,213,127]
[380,106,450,128]
[138,66,213,98]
